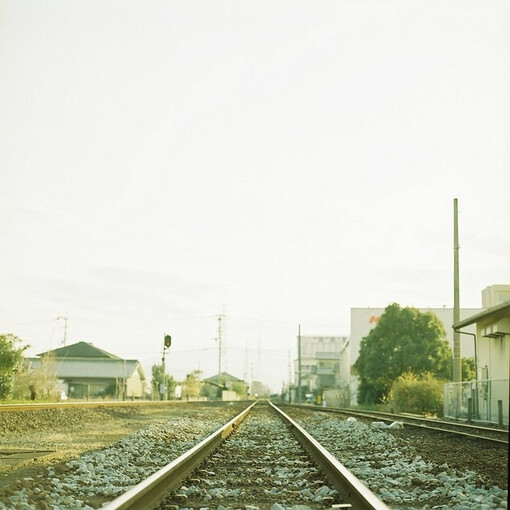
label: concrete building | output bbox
[445,285,510,425]
[294,335,349,401]
[25,341,147,400]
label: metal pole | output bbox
[63,317,67,346]
[56,316,68,346]
[298,324,302,404]
[161,336,166,401]
[453,199,461,384]
[217,314,223,376]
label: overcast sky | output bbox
[1,1,509,393]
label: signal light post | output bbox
[161,334,172,400]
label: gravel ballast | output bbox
[287,411,507,510]
[0,403,507,509]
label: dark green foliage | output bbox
[462,357,476,381]
[354,303,452,405]
[0,334,29,400]
[390,372,444,415]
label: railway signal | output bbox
[161,333,172,400]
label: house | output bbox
[202,372,247,401]
[26,341,147,400]
[448,297,510,426]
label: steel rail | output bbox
[101,401,256,510]
[285,405,508,446]
[269,402,390,510]
[103,400,389,510]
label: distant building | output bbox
[294,336,349,400]
[481,284,510,309]
[25,341,146,400]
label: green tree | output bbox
[461,357,476,381]
[182,370,203,400]
[231,381,247,398]
[151,364,175,400]
[0,334,29,400]
[354,303,451,405]
[200,381,220,400]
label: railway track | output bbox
[0,400,506,509]
[103,401,389,510]
[287,405,509,446]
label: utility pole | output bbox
[288,350,292,403]
[453,198,461,385]
[217,314,224,376]
[298,324,302,404]
[56,316,68,346]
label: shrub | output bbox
[390,372,444,416]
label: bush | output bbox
[390,372,444,416]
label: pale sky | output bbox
[1,1,509,393]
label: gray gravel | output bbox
[289,413,508,510]
[162,404,341,509]
[0,406,507,509]
[0,415,226,510]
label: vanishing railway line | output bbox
[104,401,388,510]
[0,400,507,509]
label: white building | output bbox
[294,335,349,400]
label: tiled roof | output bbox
[37,341,121,359]
[203,372,243,384]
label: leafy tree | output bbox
[231,381,247,398]
[0,334,29,400]
[151,363,176,400]
[12,353,59,401]
[461,357,476,381]
[251,380,271,397]
[182,370,203,400]
[354,303,451,405]
[200,381,220,400]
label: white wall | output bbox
[349,307,481,368]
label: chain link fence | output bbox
[443,379,509,427]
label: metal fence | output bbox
[443,379,509,427]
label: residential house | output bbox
[26,341,146,400]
